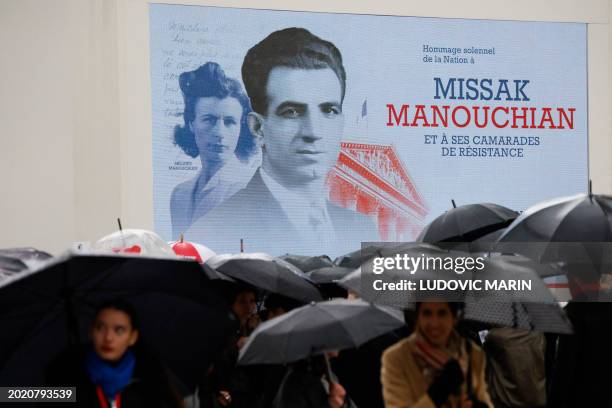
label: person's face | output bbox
[190,96,243,165]
[232,291,257,324]
[253,67,344,187]
[416,302,456,347]
[91,308,139,362]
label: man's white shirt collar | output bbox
[259,167,336,240]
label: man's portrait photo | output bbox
[185,27,378,254]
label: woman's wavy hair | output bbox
[173,62,256,161]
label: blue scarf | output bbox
[86,347,136,399]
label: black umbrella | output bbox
[0,247,53,264]
[338,268,362,296]
[468,228,508,252]
[280,254,334,272]
[0,247,53,282]
[207,253,322,303]
[433,228,509,253]
[417,202,518,245]
[355,245,571,333]
[337,243,446,298]
[334,245,385,269]
[462,298,572,334]
[495,193,612,280]
[0,255,28,274]
[476,252,564,279]
[306,267,354,284]
[237,299,404,365]
[305,266,354,299]
[0,251,233,391]
[201,262,235,282]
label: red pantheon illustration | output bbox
[327,142,429,241]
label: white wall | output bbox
[0,0,610,254]
[0,0,122,254]
[0,1,77,253]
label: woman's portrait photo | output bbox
[170,62,259,238]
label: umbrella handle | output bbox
[323,353,333,386]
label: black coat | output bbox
[46,345,183,408]
[547,302,612,408]
[332,328,408,408]
[272,359,357,408]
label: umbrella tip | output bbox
[179,233,184,243]
[451,199,457,209]
[589,180,593,197]
[117,218,123,232]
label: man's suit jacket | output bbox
[185,169,379,256]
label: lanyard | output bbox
[96,385,121,408]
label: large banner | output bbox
[150,4,587,256]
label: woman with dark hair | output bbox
[46,299,183,408]
[381,302,492,408]
[171,62,257,238]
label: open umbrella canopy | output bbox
[333,245,385,269]
[338,268,362,296]
[431,228,509,253]
[0,247,52,265]
[0,255,27,274]
[0,248,53,283]
[497,193,612,243]
[0,251,233,391]
[93,229,176,257]
[0,255,29,286]
[201,262,235,282]
[238,299,404,365]
[306,266,354,284]
[468,228,508,252]
[339,266,571,334]
[462,298,572,334]
[279,254,334,272]
[495,193,612,280]
[475,252,565,279]
[170,235,217,264]
[417,202,519,244]
[337,243,449,298]
[207,253,322,303]
[353,243,570,333]
[358,244,476,307]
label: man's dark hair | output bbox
[241,27,346,115]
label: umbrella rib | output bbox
[73,261,131,296]
[317,306,362,350]
[498,198,568,242]
[5,283,62,303]
[72,262,217,307]
[281,310,306,363]
[541,198,585,244]
[590,197,612,241]
[0,304,65,368]
[0,298,64,320]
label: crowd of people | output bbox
[12,20,606,408]
[38,273,612,408]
